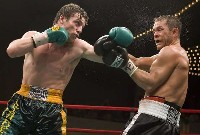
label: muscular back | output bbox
[146,45,189,107]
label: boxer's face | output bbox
[153,20,174,50]
[59,13,86,43]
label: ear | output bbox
[172,28,179,37]
[59,15,65,24]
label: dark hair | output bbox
[53,3,89,25]
[154,15,182,36]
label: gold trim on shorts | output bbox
[61,109,67,135]
[16,84,63,104]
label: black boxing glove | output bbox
[94,35,116,56]
[94,27,134,56]
[103,46,128,68]
[103,46,138,76]
[94,35,138,76]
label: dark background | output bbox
[0,0,200,109]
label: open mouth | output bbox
[155,40,161,45]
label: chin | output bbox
[156,45,163,50]
[68,38,76,43]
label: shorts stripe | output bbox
[0,99,19,134]
[61,109,67,135]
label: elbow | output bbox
[6,44,17,58]
[144,84,157,93]
[145,86,154,93]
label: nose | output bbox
[76,26,82,34]
[153,31,159,38]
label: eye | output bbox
[74,21,81,26]
[153,27,164,34]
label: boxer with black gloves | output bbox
[122,15,188,135]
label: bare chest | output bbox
[29,45,83,70]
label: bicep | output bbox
[149,52,176,88]
[22,31,37,38]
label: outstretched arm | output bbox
[82,39,104,63]
[83,26,134,64]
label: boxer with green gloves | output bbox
[32,25,69,48]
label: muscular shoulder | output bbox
[161,46,187,58]
[159,46,180,58]
[158,46,189,67]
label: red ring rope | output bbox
[0,100,200,135]
[67,127,200,135]
[0,100,200,114]
[68,128,121,134]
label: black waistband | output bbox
[164,101,181,111]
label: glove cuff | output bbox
[32,32,48,47]
[122,59,138,76]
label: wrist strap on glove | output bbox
[31,37,37,48]
[32,32,48,48]
[123,59,138,76]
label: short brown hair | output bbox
[53,3,89,25]
[154,15,182,36]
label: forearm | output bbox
[7,26,69,58]
[122,59,155,92]
[129,55,155,72]
[131,69,154,91]
[7,37,34,58]
[82,44,104,63]
[136,57,152,72]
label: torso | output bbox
[145,45,189,107]
[22,38,86,90]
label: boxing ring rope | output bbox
[1,100,200,134]
[1,101,199,114]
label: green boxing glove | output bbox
[108,27,134,48]
[32,25,69,48]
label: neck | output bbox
[169,39,180,46]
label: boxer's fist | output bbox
[94,27,133,56]
[104,46,138,76]
[94,35,117,56]
[46,26,69,45]
[103,46,129,68]
[109,27,134,48]
[32,25,69,47]
[94,35,138,75]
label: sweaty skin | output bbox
[129,20,189,107]
[7,13,103,91]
